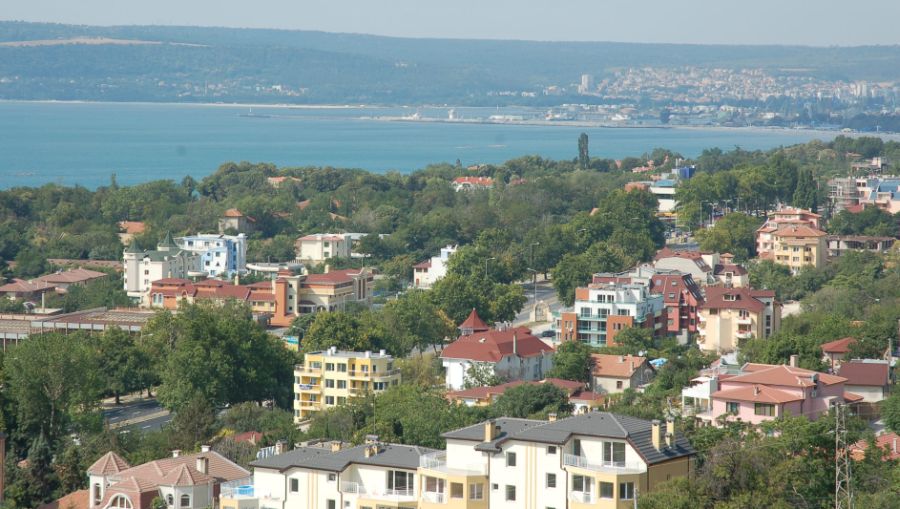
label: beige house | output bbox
[697,287,780,354]
[295,233,352,266]
[767,225,827,274]
[591,354,655,394]
[294,347,401,422]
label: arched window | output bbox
[180,494,190,507]
[93,484,102,502]
[108,495,132,509]
[166,494,174,506]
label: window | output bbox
[469,483,484,500]
[337,363,347,372]
[180,495,190,508]
[599,482,614,499]
[506,452,517,466]
[603,441,625,464]
[616,381,623,389]
[290,478,299,492]
[325,363,335,371]
[505,485,516,501]
[546,473,556,488]
[328,473,337,482]
[325,379,335,388]
[492,483,499,491]
[325,396,335,405]
[387,470,413,493]
[451,483,464,499]
[337,397,346,405]
[110,495,133,509]
[337,380,347,389]
[327,500,336,509]
[573,439,582,456]
[726,401,740,414]
[572,475,591,493]
[620,482,635,500]
[425,476,445,493]
[547,445,557,454]
[754,403,775,416]
[94,484,102,503]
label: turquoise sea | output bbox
[0,101,853,189]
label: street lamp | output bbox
[527,268,539,304]
[484,257,496,280]
[530,242,540,293]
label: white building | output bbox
[123,232,202,300]
[441,312,555,390]
[413,245,458,289]
[177,233,248,277]
[221,438,430,509]
[295,234,352,266]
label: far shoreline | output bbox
[2,99,898,140]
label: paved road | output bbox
[515,280,561,331]
[103,398,172,432]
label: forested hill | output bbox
[2,21,900,104]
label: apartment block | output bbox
[765,225,827,273]
[295,234,352,266]
[555,275,665,347]
[177,233,248,277]
[123,233,202,299]
[223,412,695,509]
[697,287,780,354]
[294,348,401,422]
[413,245,458,289]
[826,235,895,258]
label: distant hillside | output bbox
[1,21,899,105]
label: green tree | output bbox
[5,332,102,445]
[382,290,456,355]
[168,394,217,450]
[463,363,505,389]
[547,340,593,383]
[792,167,818,212]
[695,213,761,261]
[302,311,388,353]
[95,327,139,404]
[492,383,572,419]
[613,327,654,353]
[551,242,633,306]
[881,391,900,434]
[577,133,590,170]
[13,247,49,278]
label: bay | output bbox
[0,101,856,189]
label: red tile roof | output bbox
[441,327,553,363]
[413,260,432,269]
[36,268,108,285]
[299,234,345,242]
[730,363,845,387]
[773,225,827,238]
[703,287,769,314]
[592,354,649,378]
[850,432,900,461]
[118,221,146,235]
[0,278,55,294]
[446,378,597,403]
[233,431,264,444]
[458,308,489,332]
[38,489,89,509]
[223,208,246,217]
[821,337,856,354]
[87,451,130,476]
[837,361,891,387]
[453,176,494,186]
[713,384,805,404]
[303,268,369,285]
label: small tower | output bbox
[458,308,490,336]
[123,241,143,294]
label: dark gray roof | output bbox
[250,443,436,473]
[441,418,543,452]
[445,412,695,465]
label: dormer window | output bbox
[724,294,737,301]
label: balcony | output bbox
[419,451,487,476]
[563,454,646,474]
[348,369,400,379]
[736,316,752,325]
[297,399,320,408]
[736,330,753,339]
[422,491,446,504]
[295,383,320,392]
[294,365,321,375]
[569,491,595,504]
[341,481,365,494]
[221,478,255,499]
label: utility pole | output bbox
[835,403,852,509]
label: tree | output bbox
[492,383,572,419]
[552,242,633,306]
[792,167,818,212]
[168,394,217,451]
[302,311,388,354]
[695,213,761,261]
[13,247,49,278]
[463,362,505,389]
[547,340,593,383]
[613,327,653,353]
[881,391,900,434]
[382,290,456,355]
[95,327,139,404]
[5,332,102,445]
[577,133,590,170]
[429,274,525,325]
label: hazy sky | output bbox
[5,0,900,46]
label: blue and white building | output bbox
[177,233,248,277]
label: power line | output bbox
[835,403,852,509]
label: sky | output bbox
[4,0,900,47]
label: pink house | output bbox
[700,362,862,426]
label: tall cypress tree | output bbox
[577,132,590,169]
[792,167,818,213]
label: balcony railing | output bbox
[348,369,400,378]
[419,451,487,475]
[295,383,319,392]
[569,491,595,504]
[341,481,365,494]
[220,477,255,499]
[563,454,646,474]
[422,491,446,504]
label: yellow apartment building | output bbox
[769,225,827,274]
[294,347,401,422]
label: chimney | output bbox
[513,332,518,356]
[619,356,625,363]
[379,349,386,356]
[484,420,497,442]
[172,450,181,458]
[665,418,675,448]
[234,273,240,286]
[365,350,371,358]
[331,441,343,452]
[275,440,287,455]
[364,444,378,458]
[324,264,331,274]
[196,456,209,475]
[754,385,760,396]
[789,354,799,368]
[548,413,557,422]
[200,444,211,453]
[651,420,662,451]
[365,434,380,445]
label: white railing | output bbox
[563,454,646,474]
[220,477,255,498]
[422,491,446,504]
[384,488,415,498]
[418,450,487,475]
[340,481,365,494]
[569,490,595,503]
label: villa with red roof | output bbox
[87,448,249,509]
[696,360,861,426]
[591,353,655,394]
[441,310,554,390]
[451,176,494,191]
[294,233,352,266]
[820,337,857,369]
[218,209,256,234]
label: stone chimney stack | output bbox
[484,420,497,442]
[665,418,675,448]
[275,440,287,455]
[200,445,211,453]
[172,449,181,458]
[548,413,557,422]
[651,420,662,451]
[789,354,799,368]
[196,456,209,475]
[331,441,343,452]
